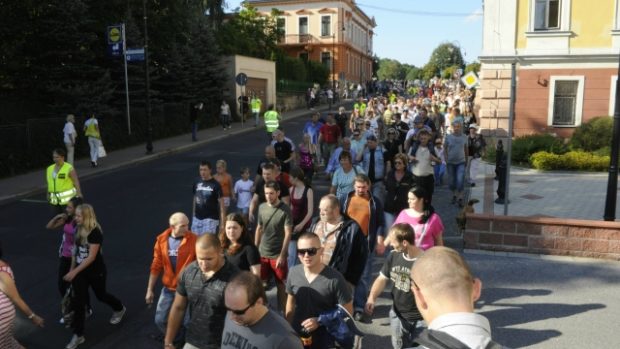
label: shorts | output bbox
[191,217,219,236]
[260,256,288,283]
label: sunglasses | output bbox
[226,301,255,315]
[297,247,319,256]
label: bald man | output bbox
[410,247,499,348]
[146,212,197,338]
[165,234,239,349]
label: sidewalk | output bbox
[469,162,620,220]
[0,103,341,206]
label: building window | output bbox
[299,17,308,35]
[277,17,286,36]
[321,16,331,37]
[321,52,331,68]
[548,76,584,127]
[534,0,560,30]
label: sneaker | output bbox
[65,335,85,349]
[110,306,126,325]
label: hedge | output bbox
[530,151,609,171]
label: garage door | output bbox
[246,78,268,112]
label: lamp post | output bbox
[330,32,335,110]
[603,53,620,221]
[143,0,153,154]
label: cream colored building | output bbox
[479,0,619,137]
[249,0,376,84]
[222,55,276,116]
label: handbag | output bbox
[98,139,107,158]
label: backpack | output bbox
[415,329,508,349]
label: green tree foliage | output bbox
[276,55,307,81]
[422,62,440,80]
[569,116,613,152]
[405,66,422,81]
[216,5,283,60]
[306,60,329,86]
[465,61,481,74]
[428,42,465,72]
[377,58,406,80]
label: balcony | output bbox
[279,34,319,45]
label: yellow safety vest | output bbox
[84,120,100,138]
[47,162,77,205]
[251,98,262,113]
[355,103,367,116]
[264,111,280,132]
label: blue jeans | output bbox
[191,122,198,141]
[447,162,466,193]
[155,288,189,338]
[288,240,298,268]
[253,111,260,126]
[354,252,374,312]
[434,163,446,185]
[384,212,396,233]
[388,308,418,349]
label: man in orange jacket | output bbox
[146,212,197,339]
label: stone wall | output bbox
[465,213,620,260]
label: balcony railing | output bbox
[279,34,319,45]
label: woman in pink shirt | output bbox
[392,186,444,250]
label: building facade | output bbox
[249,0,376,86]
[478,0,619,137]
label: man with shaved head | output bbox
[146,212,197,339]
[410,247,499,348]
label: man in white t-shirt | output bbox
[63,114,77,164]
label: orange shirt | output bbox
[216,174,232,197]
[347,195,370,236]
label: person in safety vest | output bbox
[251,94,262,127]
[47,148,82,215]
[354,97,367,117]
[263,104,281,141]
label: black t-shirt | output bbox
[273,141,293,171]
[225,244,260,272]
[256,157,273,176]
[193,178,223,220]
[254,177,290,203]
[335,112,348,136]
[395,121,409,144]
[75,227,105,273]
[383,139,402,164]
[380,251,422,322]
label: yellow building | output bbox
[479,0,619,137]
[248,0,376,85]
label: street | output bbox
[2,110,620,349]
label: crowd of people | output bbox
[0,84,502,349]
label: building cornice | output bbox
[248,0,375,27]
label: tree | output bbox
[377,58,405,80]
[465,61,481,74]
[421,62,439,81]
[428,42,465,73]
[405,66,422,81]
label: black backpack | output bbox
[415,329,507,349]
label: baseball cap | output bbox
[413,115,424,124]
[366,134,378,141]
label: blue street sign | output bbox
[236,73,248,86]
[126,48,145,62]
[107,25,123,57]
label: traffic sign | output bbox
[461,71,479,89]
[107,25,123,57]
[126,48,145,62]
[236,73,248,86]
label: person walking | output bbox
[391,187,444,250]
[45,196,91,322]
[409,128,442,203]
[383,153,415,229]
[220,100,231,130]
[264,105,280,141]
[250,94,262,127]
[222,271,302,349]
[190,102,203,142]
[285,232,353,349]
[192,161,225,236]
[233,167,253,223]
[214,160,234,215]
[365,224,423,349]
[0,241,45,348]
[145,212,197,340]
[329,151,364,202]
[83,114,100,167]
[297,134,317,186]
[467,124,486,187]
[63,204,126,349]
[164,234,239,349]
[287,168,314,267]
[254,181,292,312]
[356,135,386,206]
[47,148,83,215]
[63,114,77,165]
[220,213,260,277]
[445,120,468,207]
[318,113,342,167]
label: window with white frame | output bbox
[299,17,308,35]
[321,16,331,37]
[548,76,584,127]
[534,0,561,30]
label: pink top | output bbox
[393,210,444,250]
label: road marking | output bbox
[21,199,48,204]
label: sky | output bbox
[226,0,483,67]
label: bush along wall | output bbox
[530,151,610,171]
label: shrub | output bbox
[511,134,566,163]
[569,116,613,151]
[530,151,609,171]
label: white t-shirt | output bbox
[63,122,76,144]
[234,179,253,209]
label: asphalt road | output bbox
[2,107,620,349]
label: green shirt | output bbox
[257,202,292,258]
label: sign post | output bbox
[121,24,131,135]
[236,73,248,128]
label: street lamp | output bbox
[143,0,153,154]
